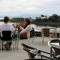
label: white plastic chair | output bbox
[27,31,35,45]
[56,28,60,39]
[50,28,57,40]
[41,28,50,43]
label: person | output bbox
[0,16,15,50]
[16,18,32,39]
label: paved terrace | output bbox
[0,37,50,60]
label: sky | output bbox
[0,0,60,18]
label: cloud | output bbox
[0,0,60,17]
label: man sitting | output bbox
[0,16,15,50]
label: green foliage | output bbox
[48,14,59,22]
[10,17,24,22]
[7,14,60,27]
[0,14,60,24]
[33,14,60,23]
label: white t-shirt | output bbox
[0,23,15,32]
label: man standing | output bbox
[0,16,15,50]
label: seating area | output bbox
[0,30,19,50]
[38,27,60,44]
[0,36,60,60]
[0,26,60,60]
[0,37,50,60]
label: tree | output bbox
[48,14,58,22]
[10,17,24,22]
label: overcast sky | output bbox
[0,0,60,18]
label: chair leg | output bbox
[50,47,53,57]
[42,36,44,44]
[15,40,18,50]
[12,41,15,50]
[32,35,35,43]
[2,41,3,50]
[28,39,30,45]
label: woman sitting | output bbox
[16,18,32,39]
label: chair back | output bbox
[42,28,50,37]
[1,31,12,41]
[30,27,35,37]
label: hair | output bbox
[4,16,9,23]
[24,18,31,28]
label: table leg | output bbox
[50,47,52,57]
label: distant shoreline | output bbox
[0,21,60,27]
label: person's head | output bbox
[24,18,31,28]
[4,16,9,23]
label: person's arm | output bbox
[20,25,32,34]
[16,24,24,30]
[20,26,24,30]
[11,25,16,33]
